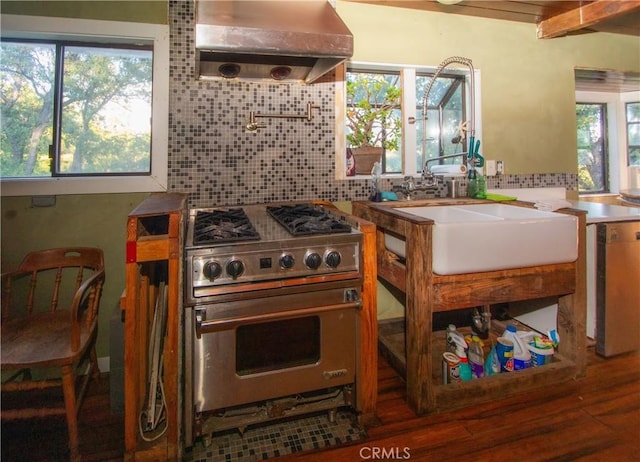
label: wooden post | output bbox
[124,193,187,461]
[357,217,379,424]
[405,222,434,414]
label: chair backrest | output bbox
[2,248,105,340]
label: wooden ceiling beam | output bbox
[537,0,640,39]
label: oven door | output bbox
[187,285,360,415]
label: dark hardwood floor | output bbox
[2,346,639,461]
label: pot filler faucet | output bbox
[394,56,479,199]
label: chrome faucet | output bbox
[395,56,478,200]
[392,175,439,200]
[420,56,476,180]
[395,152,473,200]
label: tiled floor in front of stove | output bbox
[184,410,366,462]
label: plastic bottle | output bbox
[449,331,472,381]
[468,335,485,379]
[503,325,532,370]
[446,324,460,353]
[467,169,478,198]
[369,161,382,202]
[457,354,473,382]
[475,174,487,199]
[484,343,500,376]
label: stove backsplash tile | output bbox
[167,1,576,208]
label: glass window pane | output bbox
[416,74,465,174]
[346,71,402,174]
[626,102,640,122]
[441,84,464,159]
[628,122,640,147]
[236,317,321,375]
[627,102,640,167]
[0,41,55,178]
[59,45,152,174]
[576,103,607,193]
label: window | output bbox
[626,102,640,167]
[576,103,608,193]
[343,64,476,177]
[346,70,401,174]
[416,71,467,173]
[2,40,152,177]
[0,15,168,196]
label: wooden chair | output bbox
[1,247,105,462]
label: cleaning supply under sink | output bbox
[467,335,485,379]
[446,326,472,381]
[502,324,532,370]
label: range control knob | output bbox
[305,252,322,270]
[325,250,342,268]
[226,259,244,279]
[280,254,295,269]
[203,261,222,280]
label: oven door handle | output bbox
[195,300,361,336]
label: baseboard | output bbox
[98,356,110,373]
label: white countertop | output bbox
[568,200,640,223]
[486,188,640,223]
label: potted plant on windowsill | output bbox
[346,73,401,175]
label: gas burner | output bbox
[193,209,260,245]
[266,204,352,236]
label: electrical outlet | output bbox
[485,160,497,176]
[496,160,504,175]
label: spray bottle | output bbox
[467,335,485,379]
[449,331,472,381]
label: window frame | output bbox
[0,14,169,196]
[336,62,481,179]
[625,101,640,167]
[576,102,609,194]
[576,90,640,194]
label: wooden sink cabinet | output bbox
[352,199,587,415]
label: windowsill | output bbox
[0,175,167,197]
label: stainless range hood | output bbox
[195,1,353,83]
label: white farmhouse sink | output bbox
[384,203,578,275]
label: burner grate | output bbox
[193,209,260,245]
[266,204,352,236]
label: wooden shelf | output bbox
[123,193,187,461]
[379,318,578,412]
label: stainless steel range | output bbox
[183,203,363,445]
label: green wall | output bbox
[1,194,149,357]
[337,1,640,175]
[0,1,167,24]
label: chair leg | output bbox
[61,365,80,462]
[89,346,101,382]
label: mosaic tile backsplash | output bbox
[167,1,577,209]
